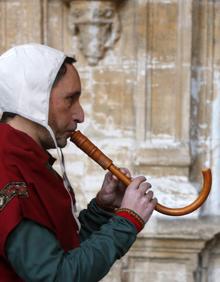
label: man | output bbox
[0,44,157,282]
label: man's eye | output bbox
[66,96,75,101]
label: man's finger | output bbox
[127,176,146,190]
[119,168,131,178]
[139,182,152,194]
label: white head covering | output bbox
[0,43,66,128]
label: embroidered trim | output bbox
[0,182,29,211]
[115,208,145,232]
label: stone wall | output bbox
[1,0,220,281]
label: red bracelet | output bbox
[115,208,145,233]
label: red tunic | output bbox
[0,124,80,281]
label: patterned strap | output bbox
[0,182,29,211]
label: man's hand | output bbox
[120,176,157,223]
[96,170,157,224]
[96,168,131,210]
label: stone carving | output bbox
[67,1,121,66]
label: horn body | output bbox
[70,130,212,216]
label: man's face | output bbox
[48,63,84,148]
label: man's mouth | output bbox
[66,129,77,138]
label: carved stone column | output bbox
[66,0,121,66]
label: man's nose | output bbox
[76,103,84,123]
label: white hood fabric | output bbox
[0,43,66,127]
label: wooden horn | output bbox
[70,130,212,216]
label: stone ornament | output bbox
[67,0,121,66]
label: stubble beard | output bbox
[56,136,68,148]
[38,128,66,149]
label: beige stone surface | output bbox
[1,0,220,281]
